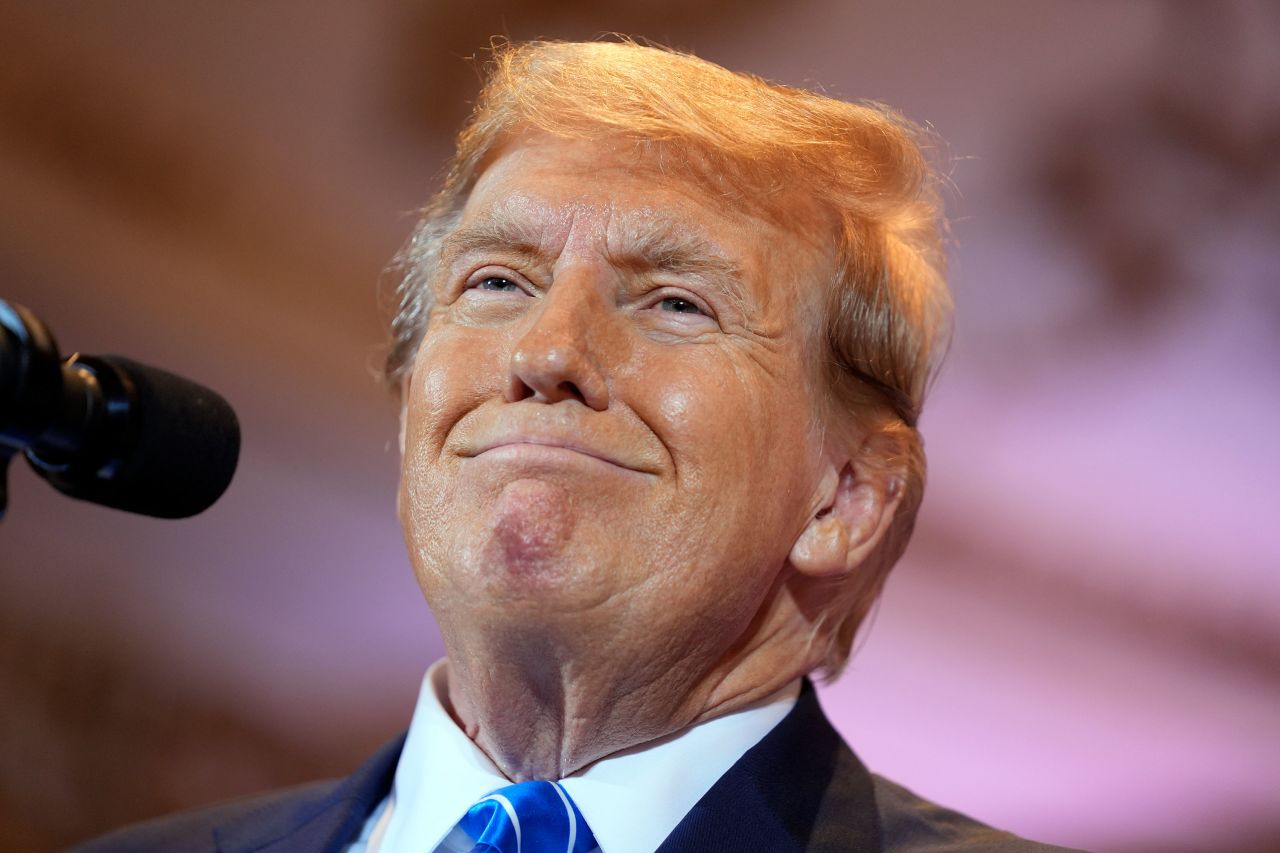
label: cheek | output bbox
[405,326,508,450]
[656,380,694,433]
[659,380,746,475]
[642,347,820,548]
[400,328,509,539]
[406,359,451,448]
[399,352,451,524]
[649,353,813,473]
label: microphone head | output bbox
[30,355,240,518]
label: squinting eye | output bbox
[659,297,703,315]
[477,276,521,292]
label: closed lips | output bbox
[466,433,655,474]
[476,437,627,468]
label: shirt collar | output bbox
[375,659,799,853]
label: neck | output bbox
[441,636,686,780]
[437,581,824,780]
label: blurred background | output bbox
[1,1,1277,851]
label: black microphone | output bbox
[0,300,240,519]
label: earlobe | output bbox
[789,461,903,580]
[790,514,850,578]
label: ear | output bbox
[789,445,905,580]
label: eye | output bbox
[658,297,704,315]
[458,270,533,302]
[476,276,521,293]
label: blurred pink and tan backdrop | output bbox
[1,2,1277,851]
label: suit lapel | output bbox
[213,734,405,853]
[657,681,883,853]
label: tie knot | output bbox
[453,780,598,853]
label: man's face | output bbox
[400,134,835,681]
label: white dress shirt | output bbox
[346,659,799,853]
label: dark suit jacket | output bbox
[70,682,1081,852]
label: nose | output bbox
[506,277,610,411]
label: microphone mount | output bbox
[0,299,240,520]
[0,300,63,519]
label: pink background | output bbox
[1,2,1277,850]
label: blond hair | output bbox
[384,39,952,678]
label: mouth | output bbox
[467,437,655,476]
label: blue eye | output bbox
[478,276,520,292]
[659,297,703,315]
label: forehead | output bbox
[451,135,834,322]
[462,138,740,239]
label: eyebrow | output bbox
[440,212,554,268]
[609,217,743,289]
[440,205,750,314]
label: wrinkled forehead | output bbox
[447,134,836,325]
[453,190,734,266]
[448,197,759,321]
[460,136,762,243]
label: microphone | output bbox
[0,300,240,519]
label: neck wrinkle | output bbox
[443,648,704,781]
[438,573,828,781]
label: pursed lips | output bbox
[465,434,657,475]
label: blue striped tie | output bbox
[441,781,599,853]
